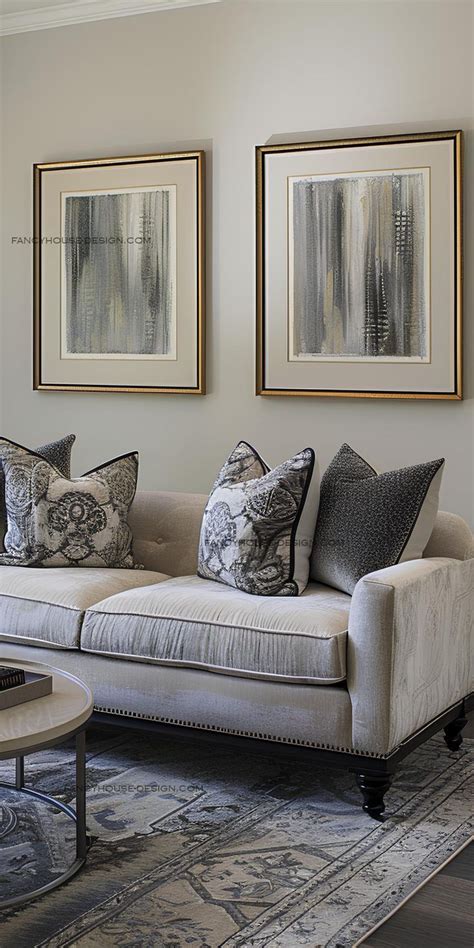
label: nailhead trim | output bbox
[93,704,386,759]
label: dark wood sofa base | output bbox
[91,693,473,819]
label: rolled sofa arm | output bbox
[348,557,474,756]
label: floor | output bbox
[1,719,471,948]
[364,713,474,948]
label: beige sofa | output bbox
[1,490,473,817]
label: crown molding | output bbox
[0,0,222,36]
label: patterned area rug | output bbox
[0,727,472,947]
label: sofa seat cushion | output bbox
[81,574,351,683]
[0,567,170,649]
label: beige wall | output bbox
[1,0,473,524]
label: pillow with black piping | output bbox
[0,437,140,569]
[310,443,445,594]
[198,440,320,596]
[0,433,75,524]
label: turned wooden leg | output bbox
[444,709,467,751]
[356,772,393,819]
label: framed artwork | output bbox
[34,150,205,394]
[256,131,462,399]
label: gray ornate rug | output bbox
[0,727,472,947]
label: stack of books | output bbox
[0,665,52,710]
[0,666,26,690]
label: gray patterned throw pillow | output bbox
[0,433,75,524]
[211,440,270,489]
[310,444,445,594]
[0,438,140,569]
[198,441,320,596]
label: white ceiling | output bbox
[0,0,221,34]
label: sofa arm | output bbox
[347,557,473,756]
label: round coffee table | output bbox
[0,658,93,909]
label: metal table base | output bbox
[0,729,89,909]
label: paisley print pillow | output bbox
[198,441,320,596]
[0,438,140,569]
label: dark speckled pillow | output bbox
[0,434,75,529]
[310,444,445,594]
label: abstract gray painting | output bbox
[62,186,176,359]
[289,169,429,362]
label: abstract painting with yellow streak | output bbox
[288,168,429,362]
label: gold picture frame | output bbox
[34,150,205,394]
[256,130,462,399]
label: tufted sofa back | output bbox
[423,510,474,561]
[0,492,472,578]
[129,490,207,576]
[128,491,474,579]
